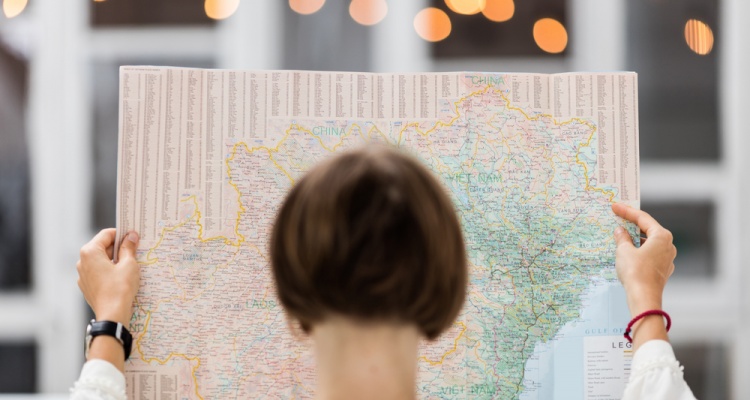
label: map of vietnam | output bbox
[117,68,639,399]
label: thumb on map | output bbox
[613,226,634,249]
[119,231,139,261]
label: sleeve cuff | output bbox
[630,339,683,380]
[72,359,127,400]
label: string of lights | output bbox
[0,0,715,56]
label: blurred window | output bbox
[0,342,36,393]
[91,0,215,26]
[430,0,568,58]
[642,202,715,278]
[0,42,31,290]
[673,342,729,399]
[283,2,371,71]
[627,0,719,161]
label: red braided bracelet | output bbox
[624,310,671,343]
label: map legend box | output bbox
[584,335,634,399]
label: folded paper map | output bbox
[116,67,639,399]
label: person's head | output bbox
[270,145,467,340]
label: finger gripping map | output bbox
[117,67,639,399]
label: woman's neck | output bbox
[312,317,420,400]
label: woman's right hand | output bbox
[612,203,677,315]
[612,203,677,349]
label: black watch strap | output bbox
[86,319,133,361]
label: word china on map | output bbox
[116,67,639,399]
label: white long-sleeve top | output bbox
[70,339,696,399]
[622,340,696,399]
[70,359,126,400]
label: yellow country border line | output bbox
[419,322,467,366]
[134,311,153,362]
[132,250,243,398]
[185,195,245,247]
[497,90,590,127]
[226,120,354,185]
[141,199,198,265]
[495,90,616,202]
[142,194,245,266]
[224,147,250,244]
[135,310,205,399]
[397,86,492,146]
[226,125,297,184]
[228,122,389,185]
[568,122,616,202]
[144,352,204,400]
[144,138,255,262]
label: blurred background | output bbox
[0,0,748,398]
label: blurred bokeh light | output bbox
[204,0,240,20]
[349,0,388,26]
[2,0,27,18]
[289,0,326,15]
[445,0,485,16]
[414,7,452,42]
[482,0,514,22]
[533,17,567,54]
[684,19,714,56]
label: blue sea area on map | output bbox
[519,281,631,400]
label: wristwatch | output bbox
[84,319,133,361]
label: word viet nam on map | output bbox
[116,67,639,400]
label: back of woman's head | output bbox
[270,145,467,340]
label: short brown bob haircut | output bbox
[270,145,467,340]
